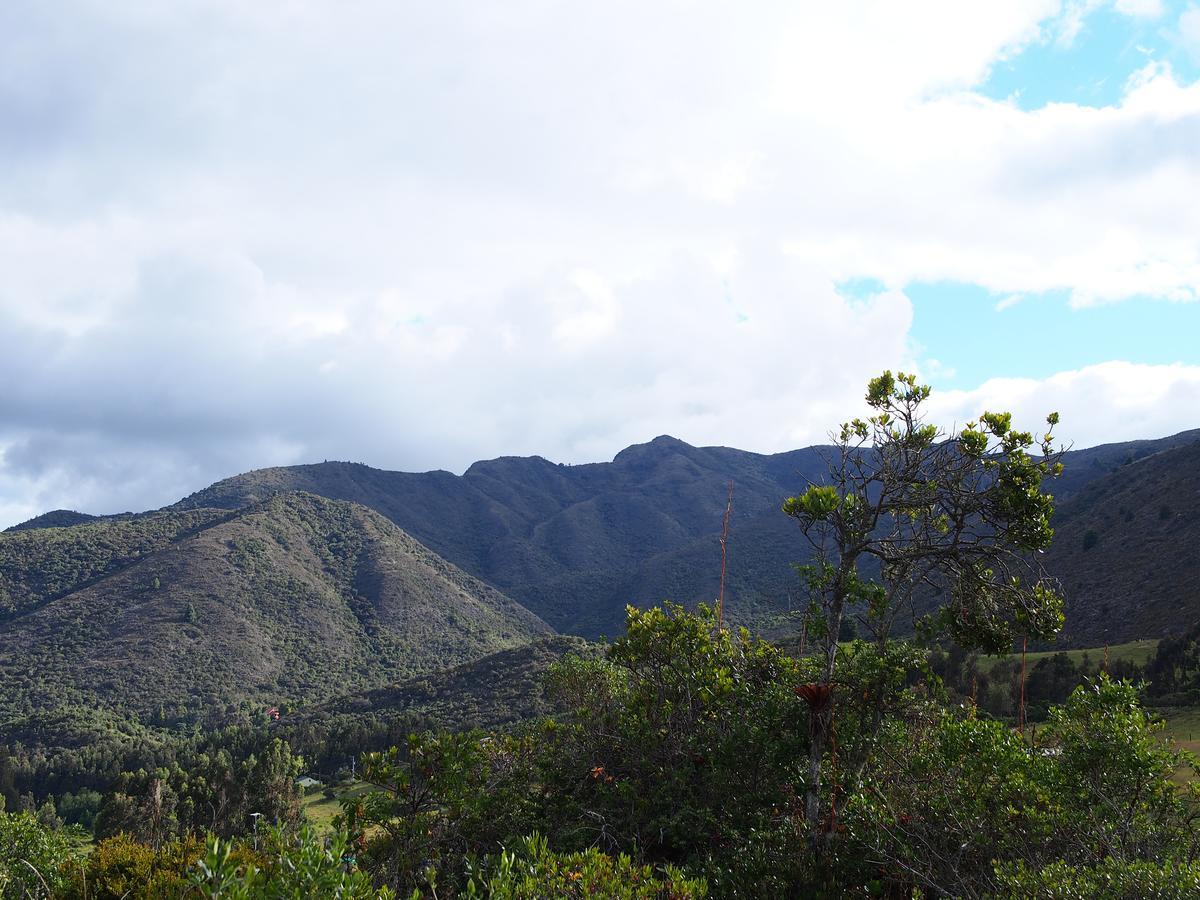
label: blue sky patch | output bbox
[835,277,889,301]
[906,280,1200,388]
[981,2,1199,110]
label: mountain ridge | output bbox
[162,428,1200,638]
[9,428,1200,645]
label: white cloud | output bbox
[1181,5,1200,61]
[1056,1,1105,47]
[921,358,959,382]
[1114,0,1165,18]
[0,2,1198,524]
[929,362,1200,448]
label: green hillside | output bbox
[0,492,551,748]
[0,508,231,619]
[4,509,100,532]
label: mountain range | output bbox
[164,426,1200,642]
[3,427,1198,749]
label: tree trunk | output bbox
[805,711,828,837]
[801,569,849,847]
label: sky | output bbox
[2,1,1199,527]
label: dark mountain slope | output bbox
[1050,427,1200,500]
[1045,439,1200,647]
[0,492,550,745]
[173,438,834,636]
[286,634,592,738]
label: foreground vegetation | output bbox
[3,604,1198,897]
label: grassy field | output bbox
[301,781,374,831]
[1157,707,1200,785]
[976,639,1159,673]
[1160,707,1200,755]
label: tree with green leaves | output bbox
[0,810,76,899]
[783,371,1065,842]
[540,603,808,889]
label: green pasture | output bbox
[976,639,1159,672]
[301,781,373,831]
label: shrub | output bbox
[843,676,1200,897]
[464,833,706,898]
[536,603,808,872]
[0,810,76,899]
[60,833,224,899]
[994,858,1200,899]
[188,825,388,899]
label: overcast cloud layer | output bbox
[2,1,1199,527]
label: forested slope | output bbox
[0,492,550,747]
[1047,438,1200,646]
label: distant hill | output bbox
[0,508,232,619]
[0,492,550,746]
[1044,438,1200,647]
[5,509,100,532]
[169,430,1200,640]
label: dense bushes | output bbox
[843,679,1200,896]
[462,833,706,898]
[61,833,209,899]
[4,604,1199,896]
[187,826,384,899]
[332,605,1198,896]
[337,603,812,894]
[535,604,809,871]
[994,858,1200,899]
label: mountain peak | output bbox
[612,435,693,464]
[650,434,688,447]
[464,454,556,478]
[5,509,99,532]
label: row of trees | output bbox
[1145,620,1200,703]
[928,642,1145,722]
